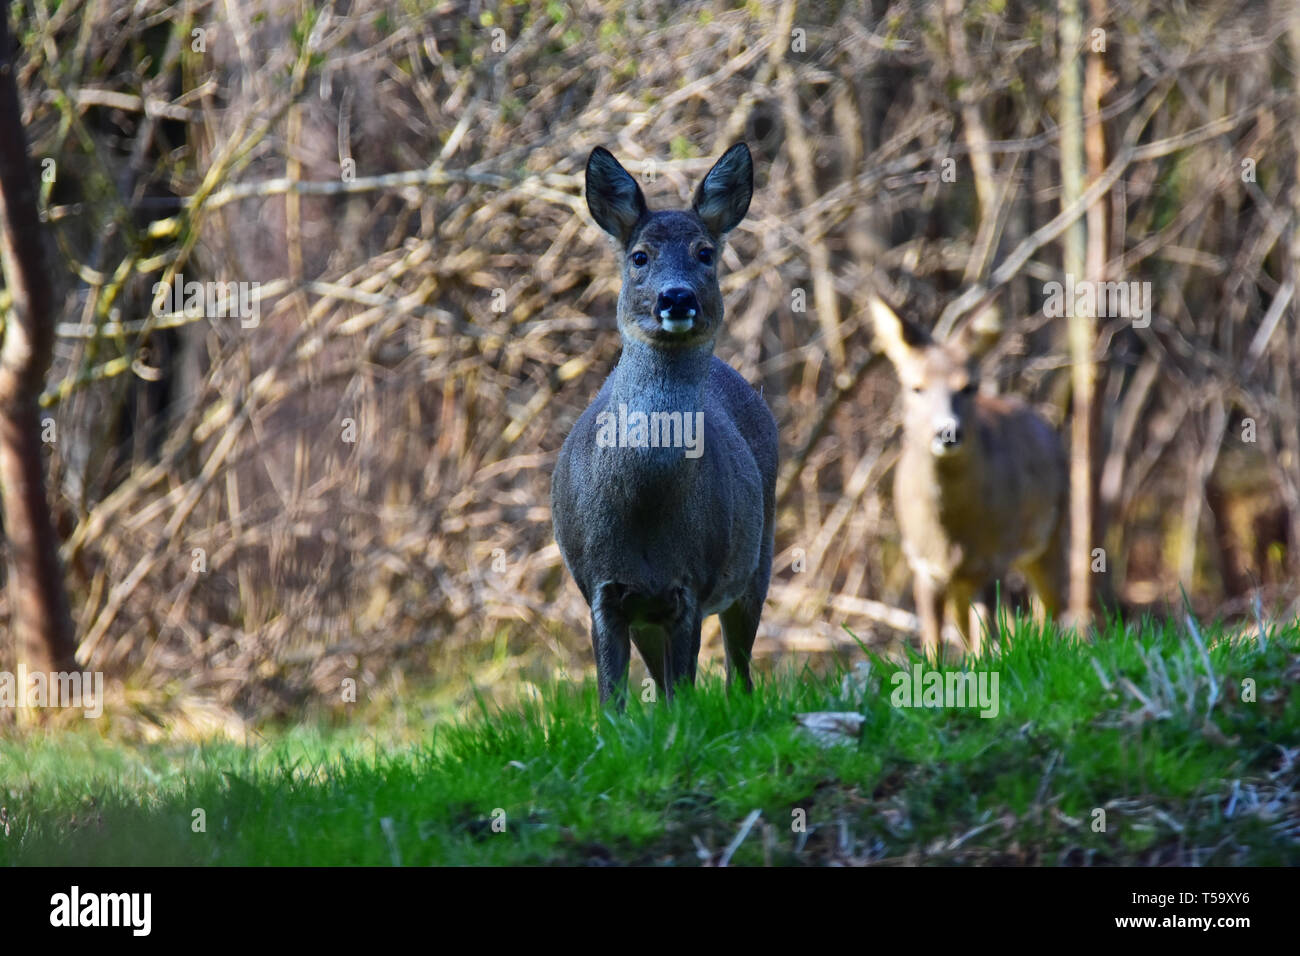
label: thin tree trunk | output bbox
[1287,7,1300,584]
[1082,0,1110,610]
[1059,0,1094,627]
[0,9,78,684]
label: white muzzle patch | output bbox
[659,310,695,333]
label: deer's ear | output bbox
[870,297,930,368]
[951,305,1002,363]
[693,143,753,238]
[586,147,647,245]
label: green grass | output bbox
[2,615,1298,865]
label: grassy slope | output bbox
[1,616,1297,865]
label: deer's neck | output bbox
[902,435,987,516]
[596,338,713,489]
[608,338,712,411]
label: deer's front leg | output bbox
[591,583,632,708]
[914,575,945,661]
[949,581,977,657]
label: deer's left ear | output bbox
[693,143,753,238]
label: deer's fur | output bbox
[551,144,777,704]
[871,298,1067,657]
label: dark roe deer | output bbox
[551,144,777,705]
[870,297,1067,658]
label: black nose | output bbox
[936,422,964,446]
[656,287,699,321]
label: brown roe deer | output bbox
[870,298,1067,658]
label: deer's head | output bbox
[585,144,753,349]
[870,298,1001,459]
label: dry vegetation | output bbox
[1,0,1298,729]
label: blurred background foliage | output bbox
[1,0,1297,733]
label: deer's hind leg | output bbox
[1021,521,1067,633]
[664,588,703,698]
[1022,556,1064,629]
[720,597,760,692]
[970,581,1001,655]
[628,587,702,701]
[720,542,771,692]
[629,623,669,699]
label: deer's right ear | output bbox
[951,305,1002,363]
[586,147,647,246]
[869,297,930,368]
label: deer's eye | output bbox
[911,385,924,394]
[630,251,649,267]
[697,247,714,265]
